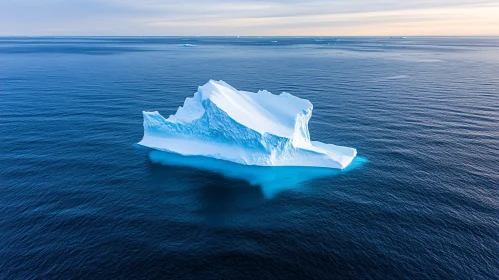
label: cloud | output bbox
[0,0,497,35]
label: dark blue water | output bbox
[1,37,498,279]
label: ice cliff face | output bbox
[138,80,357,169]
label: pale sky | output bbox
[1,0,498,36]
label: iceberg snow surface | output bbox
[138,80,357,169]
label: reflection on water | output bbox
[149,150,367,199]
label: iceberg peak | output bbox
[139,80,357,169]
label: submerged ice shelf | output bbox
[138,80,357,169]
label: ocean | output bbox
[0,37,497,279]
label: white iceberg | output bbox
[138,80,357,169]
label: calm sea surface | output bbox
[0,37,498,279]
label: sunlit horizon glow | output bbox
[1,0,498,36]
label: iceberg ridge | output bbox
[138,80,357,169]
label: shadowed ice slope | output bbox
[138,80,357,169]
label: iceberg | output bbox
[148,150,367,199]
[138,80,357,169]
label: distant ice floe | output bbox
[386,75,409,80]
[138,80,357,169]
[178,44,197,47]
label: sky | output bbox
[1,0,498,36]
